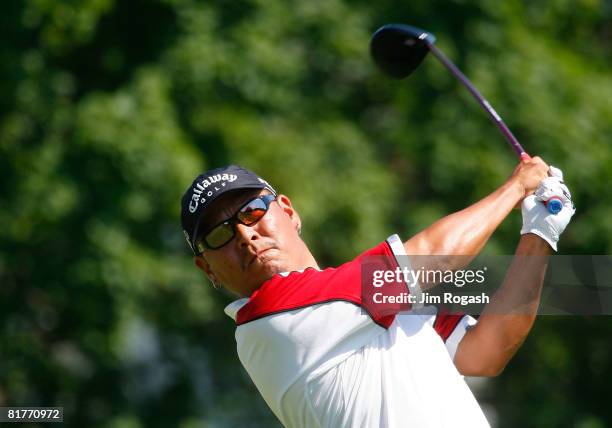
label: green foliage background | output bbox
[1,0,611,426]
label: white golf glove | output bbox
[521,166,576,251]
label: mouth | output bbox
[246,248,275,269]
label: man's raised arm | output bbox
[453,234,550,376]
[452,173,575,376]
[403,157,549,263]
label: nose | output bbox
[234,222,261,246]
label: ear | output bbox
[276,194,301,233]
[194,256,219,284]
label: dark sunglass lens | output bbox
[204,223,234,249]
[238,199,268,225]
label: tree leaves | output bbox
[1,0,611,426]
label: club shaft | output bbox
[426,42,527,158]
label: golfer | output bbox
[180,158,574,427]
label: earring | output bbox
[211,280,221,290]
[298,225,302,235]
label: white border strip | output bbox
[386,234,423,309]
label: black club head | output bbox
[370,24,436,79]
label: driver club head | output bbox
[370,24,436,79]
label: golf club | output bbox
[370,23,563,214]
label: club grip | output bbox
[522,154,563,214]
[545,197,563,214]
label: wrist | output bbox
[504,176,526,201]
[520,229,556,252]
[520,230,557,255]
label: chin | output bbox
[261,262,285,277]
[255,258,289,279]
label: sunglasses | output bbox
[194,194,277,253]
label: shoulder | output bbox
[231,234,410,327]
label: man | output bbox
[180,160,574,427]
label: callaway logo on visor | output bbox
[180,165,277,255]
[188,173,239,213]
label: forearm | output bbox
[404,178,524,259]
[454,234,551,376]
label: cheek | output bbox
[207,252,242,281]
[264,214,295,245]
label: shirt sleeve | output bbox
[385,234,478,360]
[433,310,478,361]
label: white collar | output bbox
[224,298,249,321]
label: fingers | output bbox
[519,155,548,175]
[548,165,564,180]
[511,155,556,199]
[522,155,560,180]
[527,155,549,170]
[535,178,571,202]
[520,156,550,183]
[533,168,576,214]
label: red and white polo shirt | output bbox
[224,234,490,427]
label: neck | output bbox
[298,254,320,271]
[295,240,320,271]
